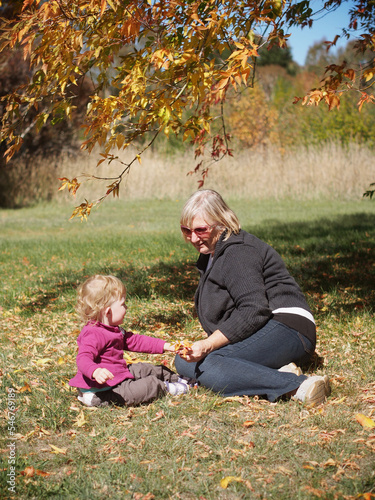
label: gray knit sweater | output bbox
[194,230,314,344]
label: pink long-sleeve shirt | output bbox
[69,322,165,390]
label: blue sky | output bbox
[286,0,359,65]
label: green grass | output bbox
[1,198,375,499]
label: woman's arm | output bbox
[178,329,229,362]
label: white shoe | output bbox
[77,391,96,406]
[177,377,198,388]
[294,375,331,405]
[278,362,302,376]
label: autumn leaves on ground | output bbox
[1,198,374,499]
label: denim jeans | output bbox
[174,320,314,402]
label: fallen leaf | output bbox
[49,444,67,455]
[150,410,165,422]
[322,458,337,467]
[356,413,375,429]
[21,466,35,477]
[18,382,32,393]
[36,469,51,477]
[34,358,54,366]
[73,411,88,427]
[303,486,325,497]
[123,352,145,364]
[220,476,243,488]
[277,466,293,475]
[243,420,256,428]
[108,455,126,463]
[330,396,347,404]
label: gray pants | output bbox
[88,363,179,407]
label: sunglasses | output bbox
[180,224,215,238]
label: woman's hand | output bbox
[178,339,210,362]
[178,330,230,362]
[92,367,114,384]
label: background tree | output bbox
[0,0,374,217]
[257,43,298,75]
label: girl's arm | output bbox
[76,329,110,381]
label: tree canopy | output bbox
[0,0,374,218]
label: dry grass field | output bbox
[4,142,375,209]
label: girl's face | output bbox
[184,215,222,255]
[103,296,127,326]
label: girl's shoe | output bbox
[77,390,96,407]
[164,381,190,396]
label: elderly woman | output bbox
[175,190,330,405]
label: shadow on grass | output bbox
[249,212,375,312]
[18,212,375,318]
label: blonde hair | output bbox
[76,275,126,323]
[180,189,240,241]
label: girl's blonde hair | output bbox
[180,189,240,241]
[76,275,126,323]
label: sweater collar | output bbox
[196,230,244,272]
[88,321,121,333]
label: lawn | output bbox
[1,198,374,499]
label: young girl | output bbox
[69,274,192,407]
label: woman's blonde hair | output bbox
[180,189,240,241]
[76,275,126,323]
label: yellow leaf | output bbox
[356,413,375,429]
[220,476,243,488]
[364,69,375,82]
[35,358,53,366]
[49,444,67,454]
[73,410,88,428]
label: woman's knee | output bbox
[174,355,199,379]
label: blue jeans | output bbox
[174,320,314,402]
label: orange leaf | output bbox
[19,382,32,393]
[100,0,106,16]
[36,469,51,477]
[243,420,256,428]
[21,466,35,477]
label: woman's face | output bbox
[184,215,222,255]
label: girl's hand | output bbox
[92,367,114,384]
[163,342,176,352]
